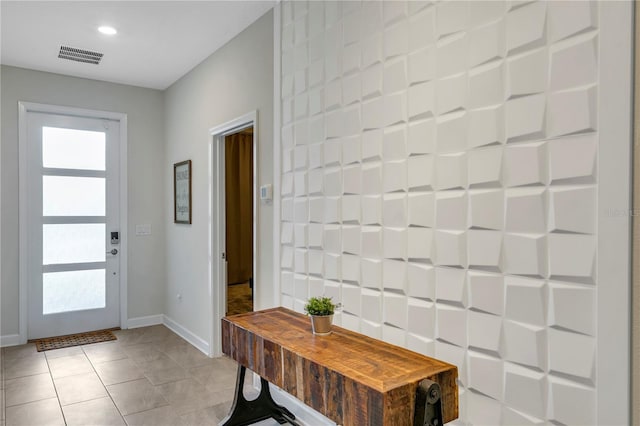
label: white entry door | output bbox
[25,111,121,339]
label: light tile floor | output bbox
[0,325,278,426]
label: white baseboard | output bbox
[162,315,210,356]
[0,334,23,348]
[127,314,164,329]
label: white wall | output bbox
[1,66,166,337]
[163,10,274,345]
[277,1,632,425]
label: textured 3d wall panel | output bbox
[278,1,600,424]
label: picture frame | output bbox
[174,160,192,224]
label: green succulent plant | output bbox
[304,296,339,316]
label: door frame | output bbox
[208,111,258,357]
[18,102,128,344]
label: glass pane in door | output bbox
[43,176,105,216]
[42,127,105,170]
[43,224,106,265]
[43,269,106,314]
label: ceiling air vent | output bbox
[58,45,103,65]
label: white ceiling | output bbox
[1,1,276,90]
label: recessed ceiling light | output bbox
[98,26,117,35]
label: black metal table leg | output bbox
[220,365,299,426]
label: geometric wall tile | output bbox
[294,171,307,196]
[435,1,468,38]
[361,226,382,259]
[362,62,383,100]
[309,58,324,88]
[324,168,342,196]
[548,133,597,183]
[468,146,503,187]
[408,154,434,190]
[502,408,545,426]
[384,21,408,59]
[549,328,595,381]
[437,305,467,348]
[547,0,596,43]
[468,352,504,401]
[323,197,340,224]
[294,198,308,223]
[407,334,435,358]
[467,230,502,269]
[295,92,308,119]
[468,272,504,316]
[437,74,466,115]
[435,191,467,230]
[309,115,325,145]
[548,234,595,280]
[435,341,468,387]
[281,198,293,222]
[341,312,360,334]
[469,189,504,230]
[548,377,595,426]
[408,46,436,85]
[469,18,506,68]
[294,223,307,247]
[506,1,546,54]
[505,94,546,142]
[294,120,309,145]
[308,169,323,195]
[383,259,407,292]
[324,253,340,281]
[382,1,405,26]
[342,225,361,255]
[549,282,594,336]
[361,33,383,69]
[550,35,597,91]
[469,61,503,109]
[294,274,309,301]
[383,126,407,160]
[435,230,466,267]
[549,186,595,234]
[342,253,360,283]
[407,297,436,339]
[361,288,382,323]
[505,276,546,327]
[343,43,361,76]
[281,173,294,197]
[507,48,547,98]
[308,249,324,275]
[308,223,323,248]
[408,192,434,228]
[362,129,383,161]
[504,142,546,187]
[469,1,506,28]
[436,112,467,154]
[547,87,597,138]
[408,227,433,260]
[383,193,407,228]
[308,143,323,170]
[437,33,467,78]
[343,165,361,195]
[362,163,382,195]
[323,225,341,253]
[505,187,547,233]
[435,266,466,306]
[408,119,435,155]
[294,248,307,274]
[281,246,293,269]
[384,292,408,329]
[385,93,407,128]
[342,283,362,317]
[504,363,546,419]
[361,319,382,340]
[281,222,294,244]
[467,392,503,426]
[504,320,546,371]
[409,8,434,52]
[382,324,407,348]
[362,195,382,225]
[408,81,435,120]
[324,139,341,166]
[468,106,503,149]
[383,227,407,259]
[383,160,407,193]
[343,135,361,166]
[408,263,435,301]
[325,81,341,113]
[503,234,546,277]
[281,271,294,295]
[468,311,503,354]
[342,195,360,224]
[362,97,385,130]
[435,153,466,190]
[361,258,382,289]
[384,58,408,95]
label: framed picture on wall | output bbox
[174,160,192,224]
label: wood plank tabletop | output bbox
[222,307,459,424]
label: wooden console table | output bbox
[221,307,458,425]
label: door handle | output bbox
[107,248,118,255]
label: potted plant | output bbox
[304,296,339,335]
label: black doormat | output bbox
[30,328,119,352]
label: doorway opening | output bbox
[224,126,254,316]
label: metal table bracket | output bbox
[414,378,444,426]
[220,365,299,426]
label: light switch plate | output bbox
[135,224,151,236]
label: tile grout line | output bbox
[43,350,68,426]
